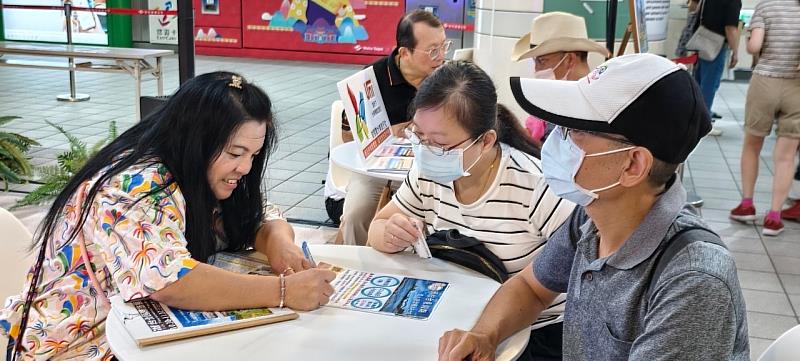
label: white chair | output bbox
[327,100,353,197]
[453,48,474,62]
[759,324,800,360]
[0,207,35,300]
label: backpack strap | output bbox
[646,226,724,302]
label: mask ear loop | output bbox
[461,134,487,177]
[583,146,637,195]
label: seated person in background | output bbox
[439,54,748,361]
[368,61,575,360]
[511,11,609,143]
[1,72,336,361]
[339,9,448,246]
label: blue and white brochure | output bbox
[327,266,449,320]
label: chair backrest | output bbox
[329,100,346,150]
[453,48,474,62]
[328,100,352,195]
[759,324,800,361]
[0,207,35,300]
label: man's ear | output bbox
[566,52,580,69]
[398,47,411,60]
[619,147,653,188]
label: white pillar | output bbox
[473,0,543,122]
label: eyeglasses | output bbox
[558,126,634,145]
[533,52,565,68]
[413,40,453,60]
[404,125,475,156]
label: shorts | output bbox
[744,73,800,138]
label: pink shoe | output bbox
[730,203,756,222]
[762,217,784,236]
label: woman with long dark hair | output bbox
[1,72,335,360]
[366,61,574,360]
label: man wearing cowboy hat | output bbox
[511,12,609,81]
[512,12,610,144]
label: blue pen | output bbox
[301,241,317,267]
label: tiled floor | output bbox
[2,54,799,359]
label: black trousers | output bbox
[516,322,563,361]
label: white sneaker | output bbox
[707,126,723,136]
[790,180,800,200]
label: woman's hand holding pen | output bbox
[283,266,336,311]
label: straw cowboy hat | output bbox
[511,12,609,61]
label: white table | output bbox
[0,41,172,119]
[107,245,529,361]
[330,141,407,183]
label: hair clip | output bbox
[228,75,243,89]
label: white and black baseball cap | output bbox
[510,53,711,164]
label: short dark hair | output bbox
[412,61,541,157]
[648,158,680,188]
[396,9,443,51]
[573,51,588,62]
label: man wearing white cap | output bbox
[438,54,749,361]
[511,12,609,142]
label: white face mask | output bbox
[532,54,571,80]
[412,136,484,184]
[541,127,634,206]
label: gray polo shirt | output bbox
[534,179,749,360]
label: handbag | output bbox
[685,0,725,61]
[426,229,509,283]
[675,5,700,57]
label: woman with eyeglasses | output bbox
[1,72,335,361]
[366,61,575,361]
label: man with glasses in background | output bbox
[334,9,448,246]
[510,12,609,143]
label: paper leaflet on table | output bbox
[325,265,448,320]
[112,251,296,346]
[336,67,414,172]
[366,157,413,173]
[208,251,272,275]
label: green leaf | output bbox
[0,117,34,188]
[13,119,119,209]
[0,116,20,127]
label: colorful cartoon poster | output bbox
[258,0,368,44]
[327,266,449,320]
[241,0,403,55]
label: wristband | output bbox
[279,273,286,308]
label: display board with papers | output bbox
[336,67,414,174]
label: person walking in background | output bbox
[729,0,800,235]
[691,0,742,136]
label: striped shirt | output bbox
[750,0,800,78]
[393,143,575,328]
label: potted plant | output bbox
[14,120,117,208]
[0,116,38,191]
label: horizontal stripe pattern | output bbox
[750,0,800,78]
[393,144,575,328]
